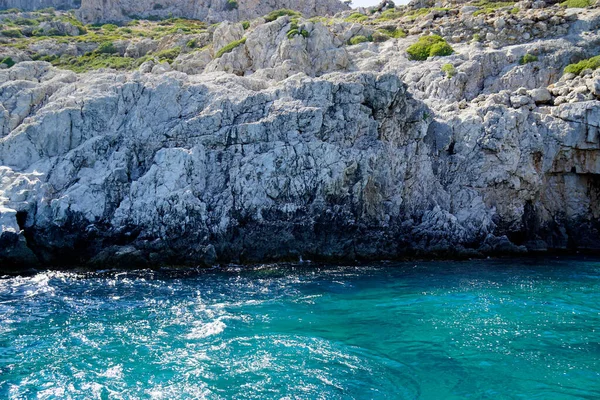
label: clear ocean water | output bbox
[1,258,599,399]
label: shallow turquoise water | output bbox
[1,258,599,399]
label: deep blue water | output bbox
[1,258,599,399]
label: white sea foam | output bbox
[99,365,123,379]
[186,319,226,339]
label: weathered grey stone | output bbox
[0,0,79,11]
[76,0,349,24]
[2,3,600,270]
[529,87,552,104]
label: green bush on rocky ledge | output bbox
[287,28,309,39]
[1,29,23,38]
[345,12,368,23]
[349,35,371,45]
[564,55,600,75]
[153,46,181,62]
[224,0,238,11]
[407,35,454,60]
[1,57,15,68]
[472,0,516,16]
[36,53,136,73]
[96,41,117,54]
[287,21,309,39]
[264,9,301,22]
[215,37,246,58]
[376,27,406,39]
[560,0,592,7]
[442,63,456,78]
[519,53,538,64]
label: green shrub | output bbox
[472,33,482,42]
[287,28,309,39]
[519,53,538,65]
[102,23,118,32]
[441,63,456,78]
[560,0,592,7]
[375,8,404,21]
[564,55,600,75]
[13,18,39,26]
[96,41,117,54]
[349,35,370,45]
[224,0,238,11]
[241,20,250,30]
[264,9,302,22]
[0,8,20,14]
[345,12,368,23]
[510,7,520,13]
[31,54,58,62]
[154,46,181,62]
[407,35,454,60]
[1,57,15,68]
[1,29,23,38]
[186,39,197,48]
[127,19,140,26]
[215,37,246,58]
[36,53,135,73]
[153,3,164,10]
[430,41,454,57]
[472,1,516,16]
[119,27,132,34]
[377,27,406,39]
[287,20,308,39]
[34,27,65,36]
[307,16,332,25]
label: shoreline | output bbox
[4,249,600,276]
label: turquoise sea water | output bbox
[1,258,599,399]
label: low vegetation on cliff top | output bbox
[406,35,454,60]
[564,55,600,75]
[0,0,596,74]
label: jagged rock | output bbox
[205,17,349,79]
[0,0,80,11]
[173,49,213,74]
[151,61,172,74]
[138,59,155,73]
[37,20,81,36]
[2,3,600,270]
[76,0,349,24]
[529,87,553,104]
[212,22,244,54]
[124,39,158,59]
[28,40,95,57]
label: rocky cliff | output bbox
[0,0,80,11]
[75,0,349,24]
[1,2,600,270]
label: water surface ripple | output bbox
[1,258,599,399]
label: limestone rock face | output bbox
[2,54,600,269]
[202,17,349,79]
[2,5,600,270]
[76,0,349,24]
[0,0,80,11]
